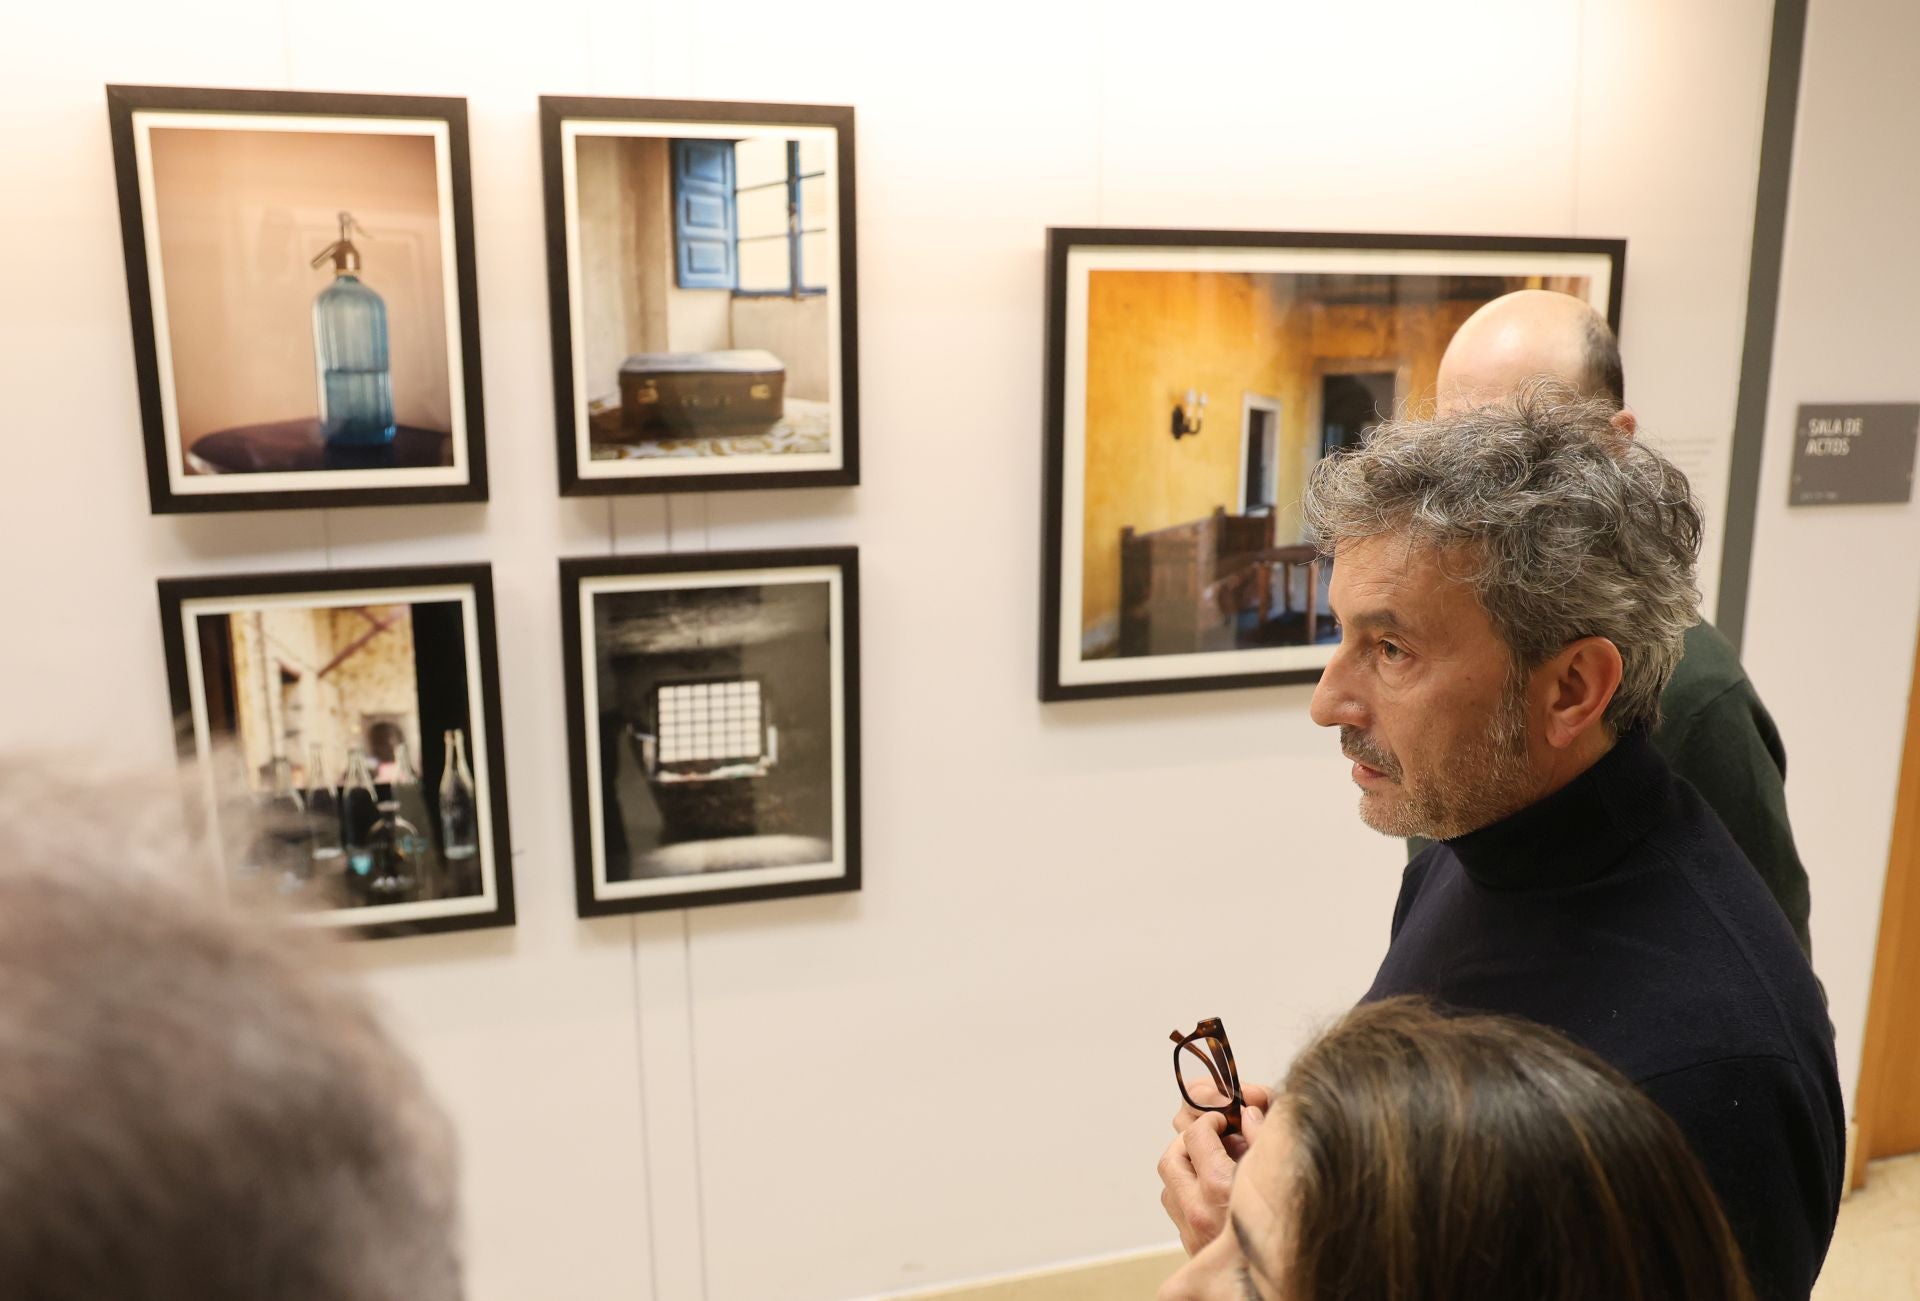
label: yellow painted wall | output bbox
[1081,271,1296,640]
[1079,273,1493,642]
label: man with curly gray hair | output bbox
[1306,382,1839,1301]
[1159,383,1839,1301]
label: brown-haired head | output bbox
[1282,998,1753,1301]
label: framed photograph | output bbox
[108,85,486,513]
[1040,228,1625,702]
[540,96,858,495]
[561,548,860,915]
[158,564,514,939]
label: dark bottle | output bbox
[341,748,380,906]
[366,798,420,905]
[391,741,438,900]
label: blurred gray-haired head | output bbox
[0,759,461,1301]
[1303,379,1702,734]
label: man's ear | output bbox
[1610,408,1638,437]
[1539,636,1624,749]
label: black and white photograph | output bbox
[1040,228,1625,701]
[541,96,858,495]
[158,564,514,938]
[561,549,860,914]
[108,85,486,513]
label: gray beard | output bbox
[1353,691,1535,840]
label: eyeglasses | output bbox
[1170,1017,1245,1137]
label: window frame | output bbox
[731,140,830,299]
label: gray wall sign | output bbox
[1788,402,1919,506]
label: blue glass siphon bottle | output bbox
[310,211,396,447]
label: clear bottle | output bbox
[264,754,311,892]
[367,799,420,905]
[391,741,438,900]
[310,211,395,447]
[438,728,479,895]
[341,747,380,906]
[305,743,344,881]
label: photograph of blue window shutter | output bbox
[672,139,736,289]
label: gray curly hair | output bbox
[0,758,462,1301]
[1302,379,1702,734]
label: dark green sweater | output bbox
[1409,621,1814,958]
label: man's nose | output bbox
[1310,646,1365,730]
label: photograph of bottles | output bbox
[299,741,485,910]
[108,84,487,512]
[161,567,515,938]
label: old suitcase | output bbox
[618,349,786,438]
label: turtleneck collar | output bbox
[1444,729,1678,891]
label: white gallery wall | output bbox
[1742,0,1920,1137]
[4,2,1891,1299]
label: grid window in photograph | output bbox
[657,680,764,766]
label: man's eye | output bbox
[1378,640,1405,662]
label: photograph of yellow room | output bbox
[1041,231,1623,701]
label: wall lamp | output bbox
[1172,388,1207,440]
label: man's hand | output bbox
[1157,1087,1269,1255]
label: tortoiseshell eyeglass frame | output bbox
[1170,1016,1245,1137]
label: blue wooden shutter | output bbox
[672,139,736,290]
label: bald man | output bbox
[1425,290,1814,960]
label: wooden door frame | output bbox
[1849,629,1920,1189]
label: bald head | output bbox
[1438,290,1625,416]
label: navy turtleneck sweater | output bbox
[1365,730,1842,1301]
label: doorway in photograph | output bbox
[1319,371,1397,456]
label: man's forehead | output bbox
[1328,534,1477,619]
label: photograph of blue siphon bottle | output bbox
[309,211,396,447]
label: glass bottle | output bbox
[392,741,438,900]
[341,747,380,906]
[239,754,305,885]
[367,798,420,905]
[438,728,480,896]
[305,743,344,881]
[310,211,395,447]
[264,754,311,893]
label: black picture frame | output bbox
[560,547,861,915]
[157,563,515,939]
[108,84,488,514]
[540,96,860,496]
[1039,227,1627,703]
